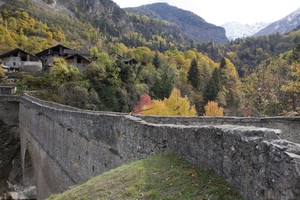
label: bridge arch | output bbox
[23,149,35,188]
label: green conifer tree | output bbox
[188,58,201,90]
[220,57,226,69]
[204,68,221,101]
[152,51,161,68]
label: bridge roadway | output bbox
[0,94,299,200]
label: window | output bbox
[77,57,82,64]
[13,62,16,66]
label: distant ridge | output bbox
[255,7,300,36]
[222,22,269,40]
[124,3,228,44]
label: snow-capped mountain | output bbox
[255,7,300,36]
[221,22,269,40]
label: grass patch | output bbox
[48,153,243,200]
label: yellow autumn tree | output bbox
[204,101,224,117]
[0,64,5,78]
[141,88,197,116]
[282,62,300,94]
[50,57,79,82]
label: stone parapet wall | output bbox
[1,94,300,199]
[137,115,300,144]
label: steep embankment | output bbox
[48,153,242,200]
[0,99,22,199]
[125,3,228,44]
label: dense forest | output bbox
[0,0,299,117]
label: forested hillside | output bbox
[198,31,300,76]
[0,0,189,52]
[0,0,299,117]
[125,3,227,44]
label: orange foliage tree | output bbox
[204,101,224,117]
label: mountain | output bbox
[1,0,188,51]
[222,22,269,40]
[36,0,133,36]
[124,3,227,44]
[255,7,300,36]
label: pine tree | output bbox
[204,68,221,101]
[220,57,226,68]
[152,51,161,68]
[188,58,201,90]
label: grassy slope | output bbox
[48,153,243,200]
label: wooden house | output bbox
[109,52,137,65]
[35,44,91,74]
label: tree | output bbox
[291,43,300,63]
[141,88,197,116]
[218,58,243,115]
[220,57,226,69]
[152,51,162,68]
[188,58,201,90]
[57,83,89,109]
[204,68,221,101]
[0,64,5,78]
[132,94,152,114]
[152,62,177,100]
[50,57,80,82]
[281,62,300,110]
[204,101,224,117]
[164,88,197,116]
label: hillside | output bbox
[42,0,133,36]
[255,7,300,36]
[0,0,188,51]
[48,153,242,200]
[125,3,228,44]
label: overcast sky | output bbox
[112,0,300,25]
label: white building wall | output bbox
[2,56,42,72]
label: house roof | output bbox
[109,52,125,60]
[0,48,38,59]
[122,58,138,65]
[123,58,137,62]
[65,54,91,63]
[63,49,91,56]
[35,44,71,57]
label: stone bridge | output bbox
[0,94,299,200]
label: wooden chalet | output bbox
[35,44,91,74]
[109,52,137,65]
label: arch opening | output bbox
[23,150,34,187]
[21,150,36,199]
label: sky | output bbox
[112,0,300,25]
